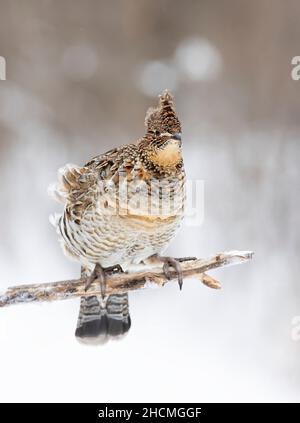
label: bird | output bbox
[49,90,186,345]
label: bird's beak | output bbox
[172,132,181,141]
[171,132,182,147]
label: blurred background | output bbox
[0,0,299,402]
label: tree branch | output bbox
[0,250,253,308]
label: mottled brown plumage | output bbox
[49,90,185,344]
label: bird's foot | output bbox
[84,263,124,297]
[150,254,184,290]
[84,263,107,297]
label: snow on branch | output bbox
[0,251,253,308]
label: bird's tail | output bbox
[75,293,131,345]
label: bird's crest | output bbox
[145,90,181,135]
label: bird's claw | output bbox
[161,257,183,290]
[84,263,106,298]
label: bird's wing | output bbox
[48,148,120,205]
[85,146,136,177]
[48,163,97,206]
[48,145,137,221]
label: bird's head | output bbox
[139,91,183,174]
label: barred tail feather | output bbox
[106,293,131,337]
[75,293,131,345]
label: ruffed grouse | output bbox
[49,90,185,344]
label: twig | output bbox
[0,250,253,308]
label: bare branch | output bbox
[0,250,253,308]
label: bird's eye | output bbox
[155,130,160,136]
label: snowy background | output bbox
[0,0,300,402]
